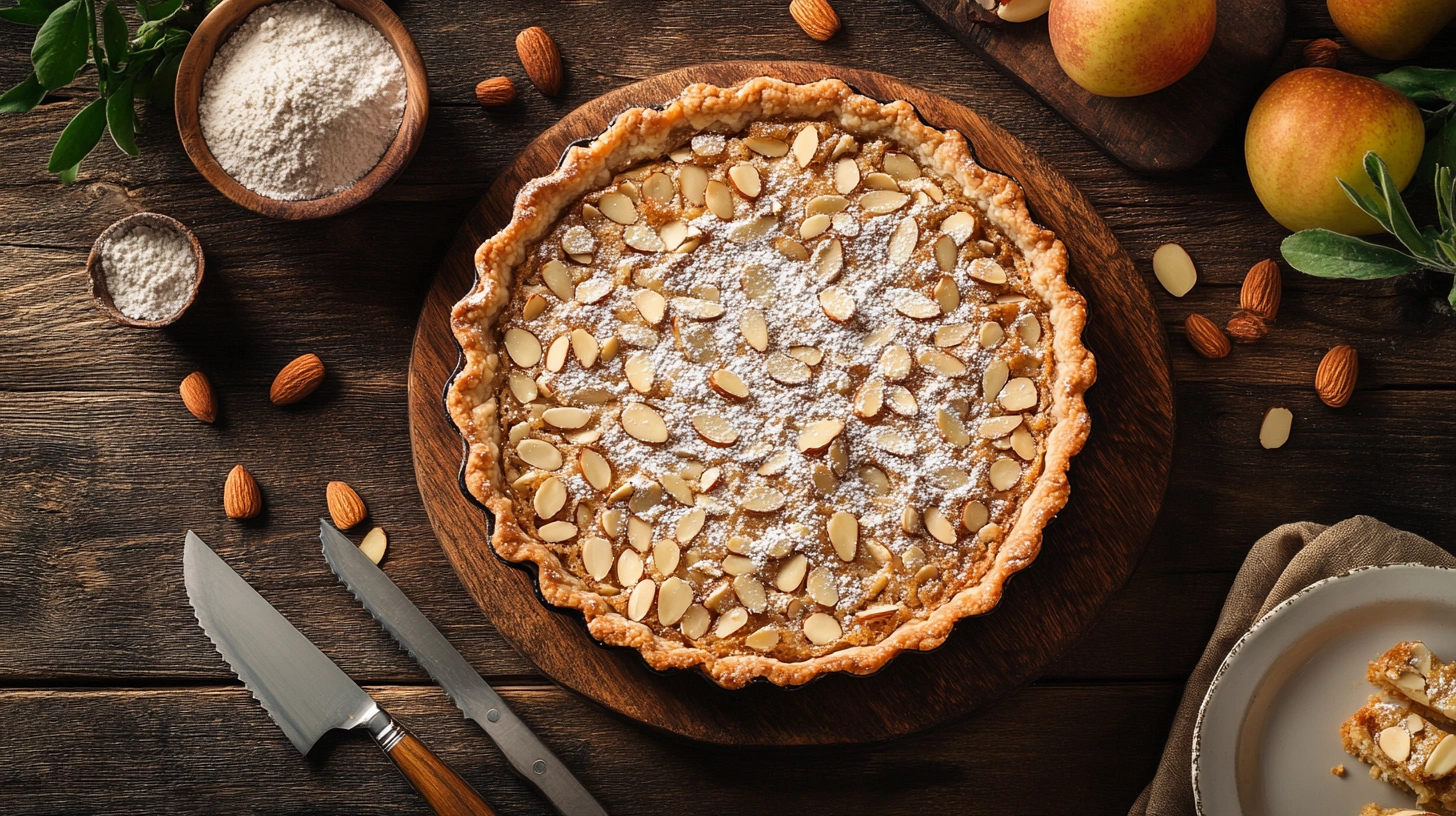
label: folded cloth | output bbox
[1130,516,1454,816]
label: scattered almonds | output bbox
[1259,407,1293,450]
[1315,345,1357,408]
[224,465,262,520]
[1152,243,1197,297]
[359,527,387,564]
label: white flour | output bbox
[101,223,196,321]
[198,0,407,201]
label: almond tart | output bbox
[447,77,1095,688]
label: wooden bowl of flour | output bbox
[87,212,205,328]
[174,0,429,220]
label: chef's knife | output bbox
[319,520,608,816]
[183,531,497,816]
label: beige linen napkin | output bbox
[1130,515,1454,816]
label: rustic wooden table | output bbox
[2,2,1452,813]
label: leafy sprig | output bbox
[0,0,203,181]
[1280,67,1456,307]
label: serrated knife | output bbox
[183,531,497,816]
[319,521,607,816]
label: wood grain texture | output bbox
[173,0,430,220]
[0,0,1453,811]
[910,0,1286,173]
[408,61,1175,745]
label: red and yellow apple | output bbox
[1327,0,1456,61]
[1245,68,1425,235]
[1048,0,1216,97]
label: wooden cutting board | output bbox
[910,0,1287,173]
[408,61,1174,745]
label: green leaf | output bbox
[1365,151,1439,261]
[0,72,47,113]
[0,0,65,25]
[145,0,180,19]
[1438,165,1455,236]
[1450,277,1456,308]
[1338,177,1395,232]
[31,0,90,90]
[46,95,105,173]
[1421,120,1456,188]
[147,49,179,108]
[102,1,127,68]
[1378,67,1456,105]
[1281,229,1425,280]
[57,161,78,184]
[106,76,136,156]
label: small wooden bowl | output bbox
[87,212,205,328]
[173,0,429,220]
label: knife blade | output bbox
[319,521,607,816]
[184,531,497,816]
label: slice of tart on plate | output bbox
[447,76,1094,688]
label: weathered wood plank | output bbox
[0,682,1179,814]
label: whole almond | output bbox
[790,0,840,41]
[224,465,262,520]
[1241,258,1282,320]
[1315,344,1358,407]
[180,371,217,423]
[1226,310,1269,344]
[475,76,516,106]
[515,26,562,96]
[1184,313,1230,359]
[270,353,325,405]
[327,480,367,529]
[1300,38,1339,69]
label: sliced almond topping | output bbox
[862,323,896,351]
[653,538,681,576]
[803,613,842,646]
[1396,671,1430,704]
[607,484,635,505]
[818,286,856,323]
[775,236,810,261]
[622,403,669,443]
[983,359,1010,402]
[979,414,1023,438]
[626,578,654,621]
[598,192,637,225]
[568,252,593,266]
[504,328,542,368]
[705,179,734,220]
[800,213,832,239]
[924,508,956,544]
[1380,725,1413,763]
[618,324,659,348]
[863,172,899,192]
[758,450,792,476]
[659,220,691,252]
[812,463,838,494]
[883,153,921,181]
[828,438,849,476]
[860,466,891,495]
[892,289,941,319]
[788,125,818,167]
[766,353,813,385]
[827,511,859,561]
[659,472,695,506]
[561,225,595,256]
[857,604,898,622]
[933,234,957,272]
[807,194,850,215]
[834,157,860,194]
[796,419,845,456]
[813,238,844,284]
[1426,734,1456,778]
[775,554,809,592]
[699,467,722,492]
[741,484,786,514]
[933,276,960,313]
[722,554,755,576]
[917,347,968,377]
[673,509,706,545]
[627,480,663,515]
[727,162,761,198]
[574,278,613,304]
[879,344,913,381]
[692,413,740,447]
[885,385,918,416]
[517,439,563,471]
[544,334,569,372]
[640,171,673,202]
[578,449,612,492]
[734,574,769,613]
[533,477,568,519]
[624,352,654,394]
[679,164,708,206]
[508,372,538,403]
[806,566,838,606]
[942,211,977,245]
[989,457,1022,491]
[853,377,885,419]
[541,260,573,301]
[936,408,971,447]
[727,215,776,243]
[570,329,600,368]
[670,296,724,321]
[1018,317,1042,346]
[977,321,1004,349]
[1410,714,1426,734]
[935,323,975,348]
[632,289,667,325]
[538,521,578,543]
[1011,426,1036,460]
[715,606,749,637]
[962,501,989,532]
[509,421,531,447]
[624,223,666,253]
[680,604,711,639]
[859,190,910,216]
[870,428,916,456]
[581,537,613,581]
[708,369,750,401]
[887,217,919,266]
[739,308,769,352]
[788,346,823,366]
[522,293,548,322]
[542,406,591,429]
[745,626,779,650]
[651,576,690,626]
[829,134,856,159]
[627,516,652,553]
[969,257,1008,285]
[998,377,1038,411]
[743,136,788,157]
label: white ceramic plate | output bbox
[1194,563,1456,816]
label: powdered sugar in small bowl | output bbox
[87,213,204,328]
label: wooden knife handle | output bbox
[369,710,497,816]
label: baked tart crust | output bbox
[447,77,1095,688]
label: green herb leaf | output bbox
[0,72,47,113]
[147,49,180,109]
[1377,67,1456,105]
[1437,165,1454,236]
[145,0,181,20]
[1338,177,1395,232]
[1365,151,1439,262]
[1450,277,1456,308]
[101,1,127,68]
[1421,119,1456,187]
[31,0,90,90]
[1281,229,1425,280]
[46,95,105,173]
[0,0,65,25]
[57,160,78,183]
[106,75,136,156]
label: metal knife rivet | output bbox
[533,760,547,775]
[487,708,500,722]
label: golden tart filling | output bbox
[449,78,1094,688]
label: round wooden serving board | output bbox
[409,62,1174,746]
